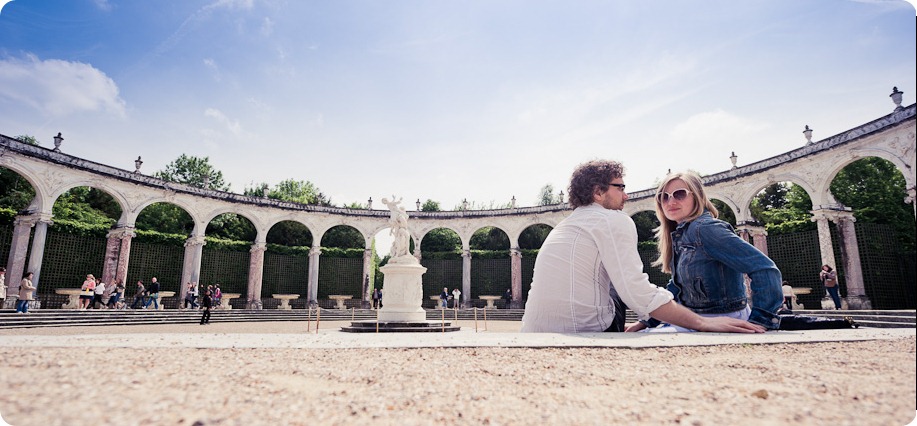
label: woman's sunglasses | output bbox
[657,189,692,203]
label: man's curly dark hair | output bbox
[567,160,625,208]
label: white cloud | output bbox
[93,0,113,12]
[204,107,245,137]
[261,17,274,36]
[670,109,769,145]
[0,54,126,117]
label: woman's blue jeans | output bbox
[826,286,842,309]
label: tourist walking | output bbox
[439,287,449,309]
[212,284,222,309]
[502,288,512,309]
[107,280,125,309]
[131,281,147,309]
[16,272,35,314]
[451,288,462,309]
[521,160,764,333]
[200,289,213,325]
[372,287,382,309]
[820,265,842,310]
[144,277,160,310]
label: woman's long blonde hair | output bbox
[651,171,718,274]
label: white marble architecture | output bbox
[1,91,914,310]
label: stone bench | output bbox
[479,295,501,309]
[54,288,83,309]
[218,293,241,310]
[272,294,300,310]
[328,295,352,310]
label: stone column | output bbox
[747,226,768,256]
[834,212,871,309]
[101,233,121,287]
[735,224,751,243]
[180,235,206,302]
[3,215,38,308]
[361,248,373,308]
[461,249,471,309]
[510,247,522,309]
[307,245,322,305]
[26,215,52,296]
[101,227,135,288]
[247,242,266,309]
[114,229,135,286]
[810,210,838,273]
[906,186,916,220]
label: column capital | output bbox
[107,227,136,239]
[810,205,854,223]
[184,235,207,247]
[904,186,916,203]
[250,242,267,253]
[510,247,522,257]
[309,245,322,257]
[461,249,471,258]
[14,212,52,227]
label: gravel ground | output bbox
[0,322,914,426]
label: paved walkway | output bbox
[0,320,912,349]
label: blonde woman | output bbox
[628,171,783,332]
[80,274,96,310]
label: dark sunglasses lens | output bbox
[673,189,689,201]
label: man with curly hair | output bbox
[521,160,765,334]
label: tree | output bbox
[206,213,256,241]
[519,224,552,249]
[0,136,39,211]
[52,187,120,226]
[470,227,509,250]
[421,199,441,212]
[537,184,562,205]
[631,211,660,242]
[830,157,914,250]
[154,154,230,191]
[321,225,365,249]
[266,220,313,247]
[136,203,194,235]
[244,178,332,206]
[16,135,39,146]
[421,228,461,252]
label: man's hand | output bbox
[624,322,648,332]
[695,316,766,333]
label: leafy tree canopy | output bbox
[519,224,552,249]
[154,154,230,191]
[421,227,460,252]
[470,226,509,250]
[421,199,441,212]
[537,184,563,206]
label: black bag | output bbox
[778,314,859,330]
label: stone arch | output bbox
[419,226,462,252]
[469,225,511,250]
[518,223,553,249]
[815,150,913,203]
[732,174,816,222]
[49,181,127,224]
[203,207,264,243]
[266,219,314,247]
[0,164,42,212]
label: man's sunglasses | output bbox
[608,183,626,190]
[657,189,692,203]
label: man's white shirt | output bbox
[521,203,673,332]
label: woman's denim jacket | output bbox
[649,211,783,330]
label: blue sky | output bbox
[1,0,915,211]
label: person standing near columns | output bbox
[451,287,462,310]
[16,272,35,314]
[820,265,841,310]
[144,277,160,310]
[0,267,6,308]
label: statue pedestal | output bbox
[378,258,427,322]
